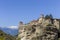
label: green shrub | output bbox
[47,24,52,26]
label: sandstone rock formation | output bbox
[18,14,60,40]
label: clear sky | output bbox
[0,0,60,27]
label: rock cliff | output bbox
[18,14,60,40]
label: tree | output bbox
[45,15,50,19]
[49,14,53,19]
[45,14,53,19]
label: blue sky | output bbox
[0,0,60,27]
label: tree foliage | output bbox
[45,14,53,19]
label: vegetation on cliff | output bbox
[0,30,16,40]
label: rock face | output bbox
[18,14,60,40]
